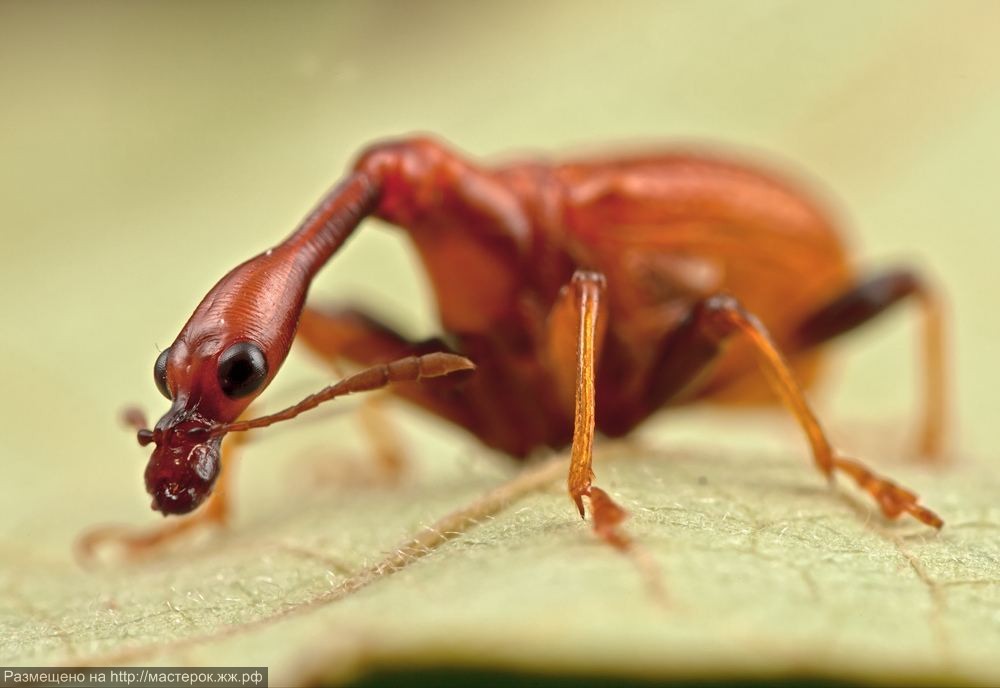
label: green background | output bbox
[1,2,999,685]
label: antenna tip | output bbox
[421,353,476,378]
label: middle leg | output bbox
[645,293,942,528]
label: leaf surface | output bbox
[3,428,999,686]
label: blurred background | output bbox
[1,0,998,678]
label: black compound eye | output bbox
[153,348,171,400]
[217,342,268,398]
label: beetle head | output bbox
[138,251,306,515]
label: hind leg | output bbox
[791,268,947,460]
[645,293,942,528]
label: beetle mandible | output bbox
[87,136,949,557]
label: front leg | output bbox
[545,270,630,549]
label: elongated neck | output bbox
[281,171,381,279]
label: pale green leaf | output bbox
[2,2,1000,686]
[3,426,999,685]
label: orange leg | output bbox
[315,353,407,483]
[545,270,631,548]
[648,293,942,528]
[792,268,948,461]
[357,393,407,481]
[295,390,409,487]
[76,431,245,563]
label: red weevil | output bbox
[83,136,947,558]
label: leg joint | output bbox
[693,292,746,342]
[571,269,608,291]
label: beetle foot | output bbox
[587,486,631,551]
[569,484,588,519]
[833,453,943,529]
